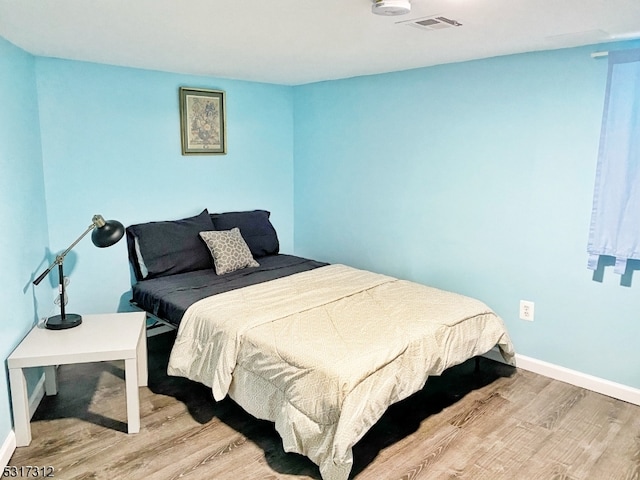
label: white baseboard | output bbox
[483,349,640,406]
[0,430,16,471]
[0,372,47,469]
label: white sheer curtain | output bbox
[588,48,640,274]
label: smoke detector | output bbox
[372,0,411,16]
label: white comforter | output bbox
[168,264,515,480]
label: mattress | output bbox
[167,264,515,480]
[131,254,328,326]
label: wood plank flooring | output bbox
[8,331,640,479]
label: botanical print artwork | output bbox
[179,87,226,155]
[187,95,221,150]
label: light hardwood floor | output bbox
[8,331,640,479]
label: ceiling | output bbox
[1,0,639,85]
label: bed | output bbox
[126,209,515,480]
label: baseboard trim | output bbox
[0,372,46,469]
[482,349,640,406]
[0,430,16,470]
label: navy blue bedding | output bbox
[131,254,328,327]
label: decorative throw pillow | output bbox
[199,228,259,275]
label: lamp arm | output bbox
[32,223,97,286]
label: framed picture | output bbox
[179,87,226,155]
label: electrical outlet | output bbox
[520,300,535,321]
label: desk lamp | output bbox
[33,214,125,330]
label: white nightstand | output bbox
[7,311,147,447]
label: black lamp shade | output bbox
[91,219,125,248]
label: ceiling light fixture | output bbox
[371,0,411,16]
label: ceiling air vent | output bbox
[399,16,463,31]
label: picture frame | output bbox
[179,87,227,155]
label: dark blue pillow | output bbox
[126,209,215,280]
[209,210,279,258]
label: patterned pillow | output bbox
[199,228,259,275]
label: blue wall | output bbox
[0,38,50,446]
[294,42,640,389]
[34,59,295,315]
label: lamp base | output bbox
[45,313,82,330]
